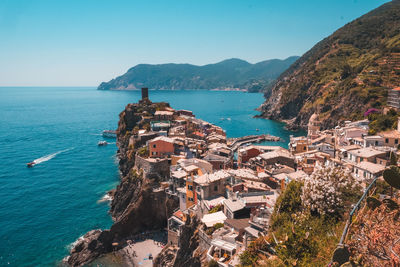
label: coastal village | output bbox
[106,88,400,266]
[3,0,400,266]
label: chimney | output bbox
[141,87,149,100]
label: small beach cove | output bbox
[88,230,167,267]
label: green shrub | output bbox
[207,260,219,267]
[239,249,259,266]
[368,110,398,134]
[213,223,224,229]
[137,146,149,157]
[209,204,222,214]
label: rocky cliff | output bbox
[260,0,400,130]
[67,100,178,266]
[154,217,203,267]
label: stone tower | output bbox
[141,87,149,100]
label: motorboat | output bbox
[98,141,108,146]
[27,162,35,168]
[102,130,117,138]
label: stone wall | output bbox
[135,155,170,180]
[168,230,179,246]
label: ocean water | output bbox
[0,87,302,266]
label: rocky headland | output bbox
[66,99,179,266]
[97,57,299,92]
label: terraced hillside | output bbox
[260,0,400,130]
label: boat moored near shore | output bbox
[102,130,117,138]
[98,141,108,146]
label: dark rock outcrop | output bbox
[154,217,202,267]
[67,230,113,266]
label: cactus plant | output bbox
[382,198,399,210]
[366,196,381,210]
[340,261,361,267]
[383,166,400,190]
[332,246,350,266]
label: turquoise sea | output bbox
[0,87,302,266]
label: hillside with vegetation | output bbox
[260,0,400,130]
[97,57,298,92]
[239,166,362,267]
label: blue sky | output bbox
[0,0,390,86]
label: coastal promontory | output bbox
[97,57,298,92]
[67,95,179,266]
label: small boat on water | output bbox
[102,130,117,138]
[256,128,259,131]
[27,162,35,168]
[98,141,108,146]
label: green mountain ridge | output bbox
[260,0,400,129]
[97,56,299,92]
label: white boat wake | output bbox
[32,148,74,165]
[97,193,113,203]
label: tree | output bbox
[301,166,361,216]
[383,166,400,197]
[390,151,398,166]
[208,260,219,267]
[341,64,353,79]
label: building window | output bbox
[219,164,223,169]
[188,197,194,202]
[375,141,378,146]
[214,185,218,191]
[304,147,306,151]
[152,152,157,155]
[396,139,399,145]
[386,138,389,143]
[153,144,156,148]
[188,185,193,191]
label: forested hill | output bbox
[260,0,400,129]
[97,57,298,92]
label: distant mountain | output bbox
[260,0,400,129]
[97,56,299,92]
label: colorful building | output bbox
[148,136,175,158]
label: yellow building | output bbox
[289,136,309,154]
[184,166,203,209]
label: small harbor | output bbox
[228,134,281,152]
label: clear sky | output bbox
[0,0,391,86]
